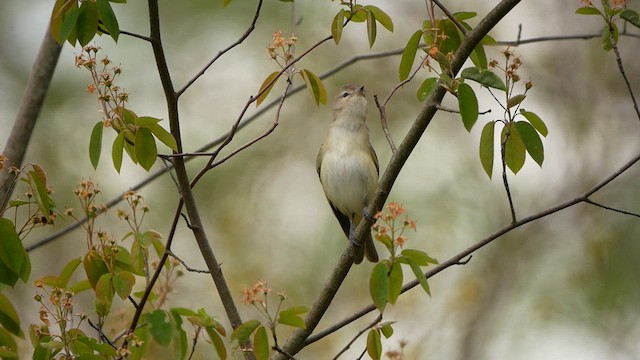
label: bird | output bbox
[316,83,379,264]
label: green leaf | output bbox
[520,109,548,137]
[366,330,382,360]
[401,249,438,266]
[417,77,438,102]
[380,322,394,338]
[405,257,431,296]
[69,280,92,293]
[256,71,279,107]
[601,23,618,51]
[0,327,18,359]
[146,123,178,152]
[515,121,544,167]
[145,310,172,346]
[453,12,477,20]
[461,67,507,91]
[76,0,99,46]
[96,0,119,42]
[370,262,388,312]
[399,30,422,81]
[0,218,29,285]
[387,261,403,305]
[129,326,150,360]
[205,326,227,360]
[457,83,479,131]
[470,41,488,69]
[94,273,113,317]
[135,127,157,171]
[365,5,393,31]
[60,6,81,44]
[112,131,125,173]
[27,169,51,222]
[57,258,82,288]
[170,311,187,360]
[438,19,462,56]
[507,94,526,109]
[135,116,161,126]
[278,306,308,329]
[621,9,640,28]
[375,234,393,251]
[113,271,135,299]
[230,320,261,343]
[575,6,603,16]
[301,69,327,106]
[0,292,22,338]
[253,326,270,360]
[223,0,233,6]
[502,124,526,174]
[348,5,367,22]
[479,121,495,178]
[83,250,109,290]
[331,9,345,45]
[366,10,377,48]
[89,121,103,169]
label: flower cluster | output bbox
[242,280,272,306]
[489,47,533,90]
[373,202,417,252]
[266,30,298,71]
[75,45,129,129]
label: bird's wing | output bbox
[369,143,379,175]
[316,144,325,177]
[329,202,351,239]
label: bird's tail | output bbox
[355,231,379,264]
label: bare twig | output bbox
[585,199,640,218]
[374,95,397,153]
[177,0,263,96]
[609,26,640,123]
[500,133,517,223]
[331,314,382,360]
[168,249,210,273]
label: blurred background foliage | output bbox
[1,0,640,358]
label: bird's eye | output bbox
[341,92,349,98]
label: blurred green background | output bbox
[2,0,640,358]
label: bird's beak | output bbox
[357,85,366,97]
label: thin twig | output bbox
[331,314,382,360]
[168,249,210,273]
[436,104,491,115]
[374,95,397,153]
[273,346,298,360]
[610,26,640,123]
[177,0,264,96]
[87,318,118,349]
[500,132,517,223]
[585,199,640,218]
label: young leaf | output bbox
[89,121,103,169]
[0,288,22,337]
[367,330,382,360]
[365,5,393,31]
[56,258,82,288]
[380,322,394,338]
[601,23,618,51]
[253,326,270,360]
[134,127,157,171]
[76,0,99,46]
[370,262,388,312]
[453,12,477,20]
[515,121,544,166]
[59,6,81,44]
[575,6,603,16]
[331,9,345,45]
[113,271,135,300]
[205,327,227,360]
[621,9,640,28]
[231,320,261,343]
[83,251,109,290]
[256,71,280,107]
[135,116,161,126]
[470,42,488,69]
[96,0,119,42]
[366,10,377,48]
[507,94,526,109]
[520,109,548,137]
[417,77,438,102]
[399,30,422,81]
[112,131,125,172]
[461,67,507,91]
[388,262,403,305]
[479,121,495,178]
[401,249,438,266]
[147,123,178,152]
[94,273,114,317]
[27,170,51,221]
[301,69,327,106]
[145,310,172,347]
[502,125,526,174]
[405,257,431,296]
[457,83,479,131]
[348,5,367,22]
[278,307,307,329]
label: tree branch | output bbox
[0,29,62,211]
[274,0,523,357]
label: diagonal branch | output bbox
[274,0,523,357]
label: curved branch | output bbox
[274,0,523,357]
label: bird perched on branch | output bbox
[317,84,379,264]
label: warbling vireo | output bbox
[316,84,379,263]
